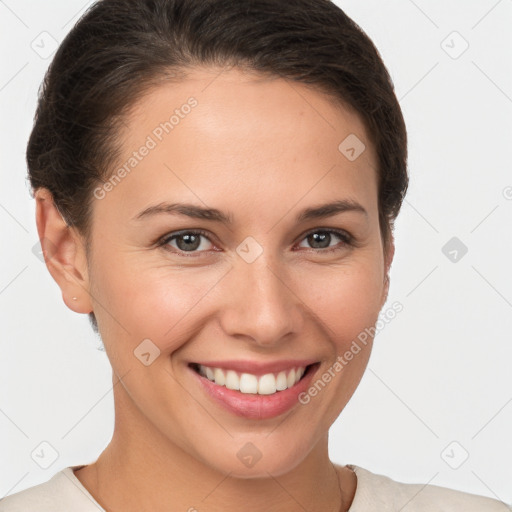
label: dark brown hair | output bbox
[27,0,408,334]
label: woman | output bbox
[0,0,508,510]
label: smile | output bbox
[187,361,321,420]
[190,362,312,395]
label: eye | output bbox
[158,229,216,257]
[296,228,353,253]
[157,227,354,257]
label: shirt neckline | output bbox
[64,465,105,511]
[64,463,364,511]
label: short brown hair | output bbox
[27,0,408,334]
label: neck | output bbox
[74,376,356,512]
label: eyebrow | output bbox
[132,199,368,224]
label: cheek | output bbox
[91,252,225,349]
[301,260,384,344]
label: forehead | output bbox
[96,67,379,226]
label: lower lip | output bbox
[188,363,320,420]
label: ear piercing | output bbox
[72,297,77,301]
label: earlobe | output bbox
[34,188,93,314]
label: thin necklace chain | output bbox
[331,461,346,512]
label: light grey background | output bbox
[1,0,511,504]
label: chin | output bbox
[197,440,310,479]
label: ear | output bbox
[380,233,395,308]
[34,188,93,314]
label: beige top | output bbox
[0,463,509,511]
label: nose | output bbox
[218,253,305,348]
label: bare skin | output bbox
[74,457,356,512]
[35,66,393,512]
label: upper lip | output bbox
[190,359,319,376]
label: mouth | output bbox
[188,361,319,395]
[187,361,321,419]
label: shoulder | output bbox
[0,466,102,512]
[347,464,511,511]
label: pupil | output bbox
[177,234,200,251]
[309,232,330,249]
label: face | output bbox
[43,66,393,478]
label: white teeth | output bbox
[287,368,296,388]
[240,373,258,393]
[196,364,307,395]
[257,373,276,395]
[276,371,288,391]
[213,367,225,386]
[225,370,240,391]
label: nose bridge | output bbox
[220,248,302,345]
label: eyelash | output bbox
[156,228,355,258]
